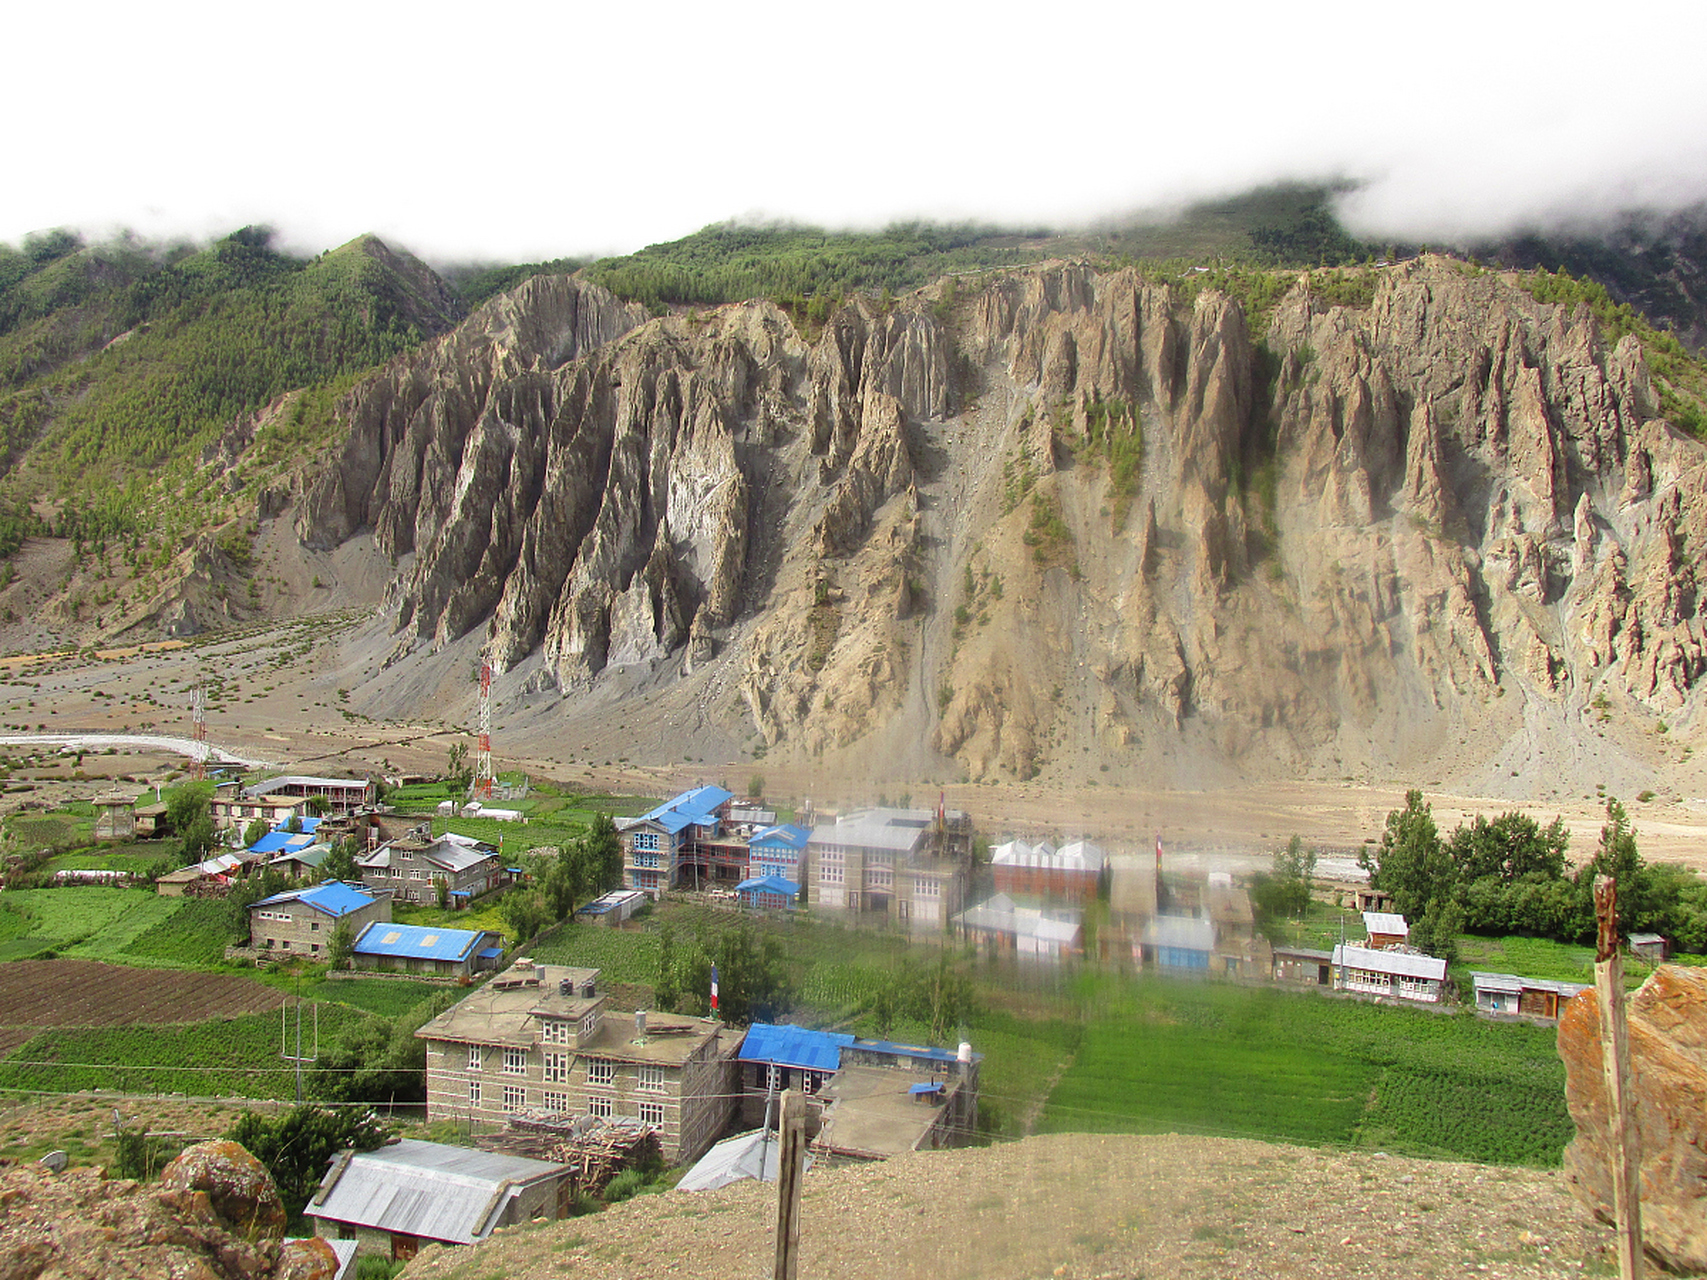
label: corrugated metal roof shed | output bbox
[1362,912,1409,936]
[354,922,488,961]
[678,1129,805,1192]
[1334,944,1447,980]
[308,1138,566,1244]
[1469,970,1589,998]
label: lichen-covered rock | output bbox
[273,1236,341,1280]
[1559,965,1707,1273]
[159,1140,286,1239]
[0,1159,287,1279]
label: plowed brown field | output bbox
[0,961,283,1056]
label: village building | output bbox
[1272,945,1334,986]
[269,843,332,881]
[359,832,501,905]
[989,839,1107,900]
[242,774,375,815]
[307,1138,573,1265]
[1470,971,1589,1020]
[1630,932,1670,963]
[1332,943,1449,1003]
[155,850,264,897]
[92,790,137,841]
[616,786,736,896]
[210,793,308,833]
[248,882,389,956]
[416,962,741,1165]
[953,894,1083,960]
[1362,911,1410,948]
[805,806,968,933]
[350,921,502,978]
[736,1024,980,1160]
[573,888,648,927]
[133,800,169,838]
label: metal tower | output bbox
[475,662,494,799]
[190,681,206,782]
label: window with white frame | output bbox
[580,1012,597,1037]
[503,1047,527,1075]
[466,1045,481,1071]
[821,861,843,885]
[637,1101,664,1127]
[541,1019,570,1045]
[588,1095,612,1118]
[586,1058,615,1086]
[410,869,425,881]
[468,1079,481,1105]
[914,876,939,896]
[868,866,892,888]
[502,1085,525,1112]
[543,1091,569,1113]
[544,1052,569,1083]
[637,1063,665,1092]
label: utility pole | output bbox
[280,994,318,1104]
[1594,875,1643,1280]
[773,1089,806,1280]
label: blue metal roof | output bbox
[736,875,800,898]
[249,830,316,854]
[476,947,503,959]
[739,1023,854,1073]
[750,824,810,851]
[640,785,733,830]
[354,922,490,962]
[253,881,376,918]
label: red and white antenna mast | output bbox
[190,680,207,782]
[475,661,495,799]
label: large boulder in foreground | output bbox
[1559,964,1707,1272]
[159,1139,287,1238]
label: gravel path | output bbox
[402,1133,1616,1280]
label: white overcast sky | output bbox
[6,0,1706,264]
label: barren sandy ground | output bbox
[0,611,1700,876]
[404,1133,1622,1280]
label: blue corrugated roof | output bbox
[640,785,734,830]
[354,922,490,962]
[739,1023,854,1073]
[750,824,810,851]
[253,881,376,918]
[736,875,800,898]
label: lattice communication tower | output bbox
[475,662,495,799]
[190,681,206,782]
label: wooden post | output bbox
[773,1089,806,1280]
[1594,875,1643,1280]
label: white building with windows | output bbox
[1331,944,1448,1003]
[415,960,741,1164]
[806,807,965,933]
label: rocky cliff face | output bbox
[301,257,1707,786]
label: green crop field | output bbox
[0,888,191,963]
[1038,977,1570,1166]
[121,898,234,968]
[528,924,662,985]
[0,1004,378,1099]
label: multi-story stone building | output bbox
[616,785,735,896]
[415,961,741,1165]
[806,807,967,933]
[248,882,390,957]
[359,832,501,906]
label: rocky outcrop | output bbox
[0,1141,299,1279]
[1559,965,1707,1273]
[300,256,1707,782]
